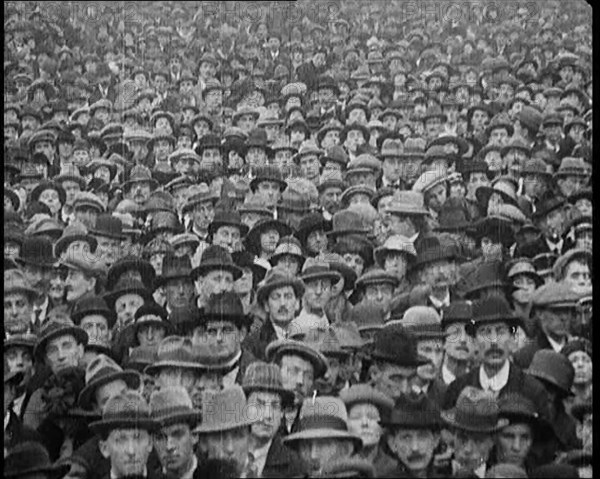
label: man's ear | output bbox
[368,362,381,384]
[99,438,110,459]
[386,432,398,455]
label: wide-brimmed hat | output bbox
[411,234,460,271]
[355,268,399,291]
[133,302,171,338]
[507,258,544,288]
[371,322,429,367]
[89,390,158,436]
[16,236,56,267]
[29,180,66,206]
[374,234,417,267]
[242,361,294,407]
[145,336,206,375]
[270,236,305,266]
[191,245,243,281]
[382,394,443,430]
[401,306,447,339]
[78,354,141,410]
[441,386,508,433]
[57,248,107,278]
[107,256,156,291]
[283,396,362,450]
[103,276,153,308]
[300,258,342,284]
[256,266,305,306]
[154,254,193,287]
[266,339,329,379]
[244,218,293,255]
[194,385,256,434]
[5,441,70,479]
[384,191,430,216]
[34,320,88,361]
[71,295,116,329]
[339,384,394,420]
[295,212,332,244]
[208,209,249,237]
[149,386,202,427]
[200,291,253,329]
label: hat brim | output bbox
[266,340,329,378]
[194,417,256,434]
[104,285,152,308]
[243,385,295,408]
[475,186,519,209]
[245,220,293,253]
[208,221,249,237]
[256,278,305,306]
[34,326,88,359]
[89,418,159,435]
[5,463,70,479]
[153,411,203,427]
[78,370,141,409]
[191,262,243,281]
[301,270,342,284]
[55,234,98,258]
[144,360,210,375]
[370,351,429,367]
[441,410,509,433]
[284,429,362,451]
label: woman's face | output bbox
[569,350,592,385]
[347,403,383,448]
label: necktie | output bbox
[246,452,258,478]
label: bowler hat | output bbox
[78,354,141,410]
[107,256,156,291]
[339,384,394,420]
[371,323,428,367]
[89,390,158,436]
[526,350,575,396]
[90,214,127,240]
[191,245,243,281]
[383,191,430,216]
[441,386,508,433]
[103,278,153,308]
[242,361,294,407]
[328,209,370,238]
[5,441,70,479]
[411,234,460,271]
[149,386,202,426]
[194,386,256,434]
[16,236,56,267]
[201,291,253,329]
[71,295,115,329]
[383,394,443,429]
[401,306,446,338]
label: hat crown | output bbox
[199,244,235,266]
[93,214,124,235]
[454,385,501,425]
[372,323,422,365]
[498,392,538,419]
[19,235,55,262]
[160,253,192,278]
[155,335,197,362]
[84,353,125,385]
[204,291,245,319]
[149,386,195,417]
[102,389,152,421]
[5,441,57,475]
[380,138,404,156]
[200,385,250,430]
[298,396,350,431]
[402,306,442,330]
[473,295,515,321]
[387,394,442,427]
[5,268,35,291]
[527,350,575,392]
[72,295,111,318]
[331,209,368,232]
[242,361,286,391]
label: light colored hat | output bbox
[374,234,417,267]
[412,169,448,195]
[193,385,256,434]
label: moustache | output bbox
[408,452,425,463]
[277,308,289,315]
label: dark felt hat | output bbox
[89,390,158,436]
[191,245,243,281]
[5,441,70,479]
[371,323,429,367]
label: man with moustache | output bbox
[58,250,107,313]
[440,302,478,386]
[242,362,307,477]
[244,267,305,361]
[443,296,550,422]
[121,165,158,207]
[5,270,39,336]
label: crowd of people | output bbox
[4,1,593,478]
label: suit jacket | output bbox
[243,320,277,362]
[4,410,42,450]
[442,362,551,421]
[513,332,553,370]
[234,348,259,385]
[262,432,308,478]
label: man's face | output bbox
[470,110,489,131]
[203,320,244,359]
[80,314,110,345]
[496,423,533,467]
[557,175,587,198]
[22,263,53,293]
[319,187,342,215]
[444,322,477,362]
[382,156,403,182]
[38,188,62,215]
[264,285,299,327]
[114,293,145,329]
[474,321,515,369]
[538,307,573,340]
[154,423,198,476]
[544,124,562,143]
[344,129,365,152]
[34,140,55,160]
[453,429,494,472]
[191,201,215,231]
[371,362,417,401]
[154,139,172,160]
[45,334,84,374]
[388,428,438,474]
[539,207,567,240]
[5,346,34,386]
[205,90,223,110]
[417,260,458,290]
[280,354,315,404]
[100,429,153,477]
[321,131,340,149]
[256,181,282,207]
[298,438,353,475]
[125,182,152,206]
[425,183,447,213]
[522,173,547,199]
[64,268,96,303]
[425,118,442,138]
[212,225,241,253]
[199,427,249,471]
[94,379,128,412]
[416,338,444,383]
[61,180,82,205]
[4,293,33,334]
[200,148,222,171]
[299,155,321,182]
[165,278,195,309]
[248,391,282,442]
[137,323,166,348]
[303,278,333,311]
[563,260,591,294]
[196,270,235,305]
[237,114,256,133]
[363,282,394,313]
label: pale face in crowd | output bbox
[474,321,515,370]
[99,429,153,478]
[5,292,34,334]
[264,285,300,328]
[198,427,249,473]
[371,362,417,401]
[213,225,241,253]
[195,269,234,307]
[154,422,198,477]
[279,354,315,405]
[444,322,477,362]
[496,422,533,468]
[79,314,111,345]
[45,334,84,374]
[453,429,494,472]
[247,391,283,442]
[569,350,592,385]
[94,379,128,412]
[347,402,383,448]
[303,278,334,312]
[562,260,591,294]
[114,293,145,329]
[388,428,439,475]
[416,338,444,383]
[4,346,34,386]
[297,438,354,475]
[203,320,245,360]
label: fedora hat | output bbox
[4,269,38,301]
[194,385,256,434]
[301,258,342,284]
[208,209,249,237]
[244,219,293,255]
[107,256,156,291]
[154,253,193,287]
[16,236,56,267]
[191,245,243,281]
[201,291,252,329]
[371,323,429,367]
[89,390,158,436]
[525,350,574,396]
[441,386,508,433]
[104,276,153,309]
[497,392,553,435]
[283,396,362,450]
[411,234,460,271]
[383,191,430,216]
[133,302,171,339]
[295,213,332,245]
[355,268,399,291]
[270,236,305,266]
[553,156,591,179]
[149,386,202,427]
[182,183,220,214]
[54,222,98,259]
[339,384,394,420]
[256,266,305,306]
[328,209,370,238]
[124,345,158,373]
[250,165,287,192]
[145,336,207,375]
[374,234,417,267]
[121,165,159,191]
[78,354,141,410]
[266,339,329,379]
[90,214,127,240]
[434,197,475,233]
[5,441,70,479]
[242,361,294,407]
[34,319,88,361]
[347,302,386,334]
[382,394,443,430]
[320,144,349,168]
[468,295,522,335]
[71,295,115,329]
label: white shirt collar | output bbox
[272,323,289,340]
[441,362,456,385]
[250,439,273,477]
[429,289,450,309]
[547,334,566,353]
[479,360,510,393]
[11,393,26,418]
[4,412,10,432]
